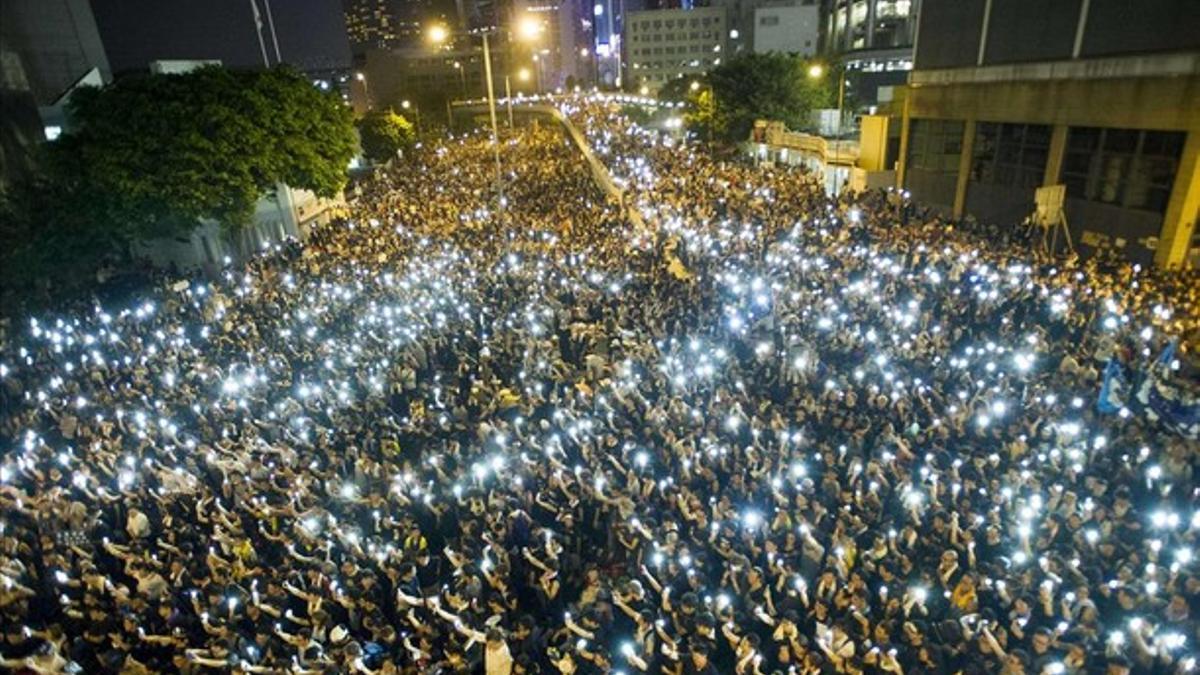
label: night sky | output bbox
[91,0,352,74]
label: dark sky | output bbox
[91,0,352,74]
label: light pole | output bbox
[580,47,598,88]
[808,63,846,196]
[402,99,421,135]
[691,79,714,145]
[532,53,544,93]
[504,75,514,129]
[453,61,466,97]
[428,17,544,189]
[355,71,370,111]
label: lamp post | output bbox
[807,63,846,197]
[453,61,466,97]
[428,17,544,190]
[690,79,714,145]
[504,75,514,129]
[532,53,543,93]
[355,71,370,112]
[402,99,421,136]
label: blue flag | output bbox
[1156,337,1179,369]
[1097,357,1126,415]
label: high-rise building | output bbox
[625,6,727,91]
[0,0,111,106]
[0,50,45,192]
[344,0,402,55]
[821,0,917,106]
[591,0,631,87]
[751,0,818,55]
[897,0,1200,268]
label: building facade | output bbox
[625,6,727,90]
[821,0,917,107]
[0,0,110,106]
[344,0,404,54]
[898,0,1200,268]
[752,2,818,55]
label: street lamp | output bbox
[428,21,543,189]
[689,80,715,144]
[428,24,449,44]
[401,99,421,135]
[517,16,544,42]
[452,61,466,96]
[355,71,370,110]
[808,63,846,196]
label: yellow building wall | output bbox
[857,115,890,172]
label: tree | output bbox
[357,109,416,163]
[0,65,357,309]
[658,75,697,103]
[698,53,833,144]
[683,87,722,143]
[55,65,356,239]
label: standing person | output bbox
[485,627,514,675]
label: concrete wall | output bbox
[916,0,1200,70]
[901,58,1200,267]
[0,0,111,105]
[752,4,818,56]
[904,168,956,215]
[131,185,345,274]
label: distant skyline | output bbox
[91,0,352,73]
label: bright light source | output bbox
[594,3,604,16]
[518,67,531,82]
[427,24,449,44]
[807,64,824,79]
[517,16,543,41]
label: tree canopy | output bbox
[685,53,834,144]
[54,65,356,239]
[0,66,357,310]
[357,109,416,164]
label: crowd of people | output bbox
[1,95,1199,675]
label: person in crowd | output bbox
[0,98,1198,674]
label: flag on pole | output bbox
[1156,337,1179,369]
[249,0,264,30]
[1097,357,1126,414]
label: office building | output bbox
[343,0,462,56]
[517,0,585,90]
[752,1,818,55]
[625,6,727,90]
[0,50,45,192]
[591,0,631,87]
[897,0,1200,268]
[0,0,110,107]
[344,0,403,54]
[822,0,917,106]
